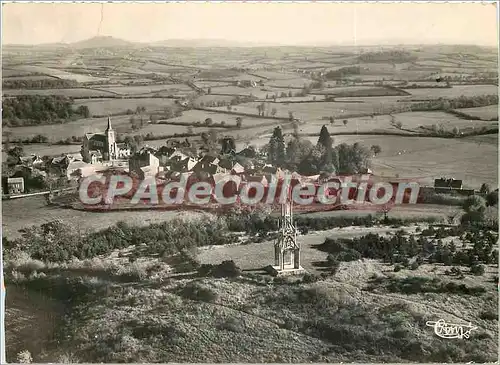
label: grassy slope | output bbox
[24,258,497,363]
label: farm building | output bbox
[7,177,25,194]
[434,178,465,194]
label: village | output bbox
[2,115,479,209]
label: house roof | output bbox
[51,156,69,165]
[7,177,24,183]
[232,163,245,174]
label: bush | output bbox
[470,264,485,276]
[180,283,218,302]
[394,264,403,272]
[302,272,320,283]
[197,260,241,278]
[479,310,498,320]
[409,261,420,270]
[336,249,362,262]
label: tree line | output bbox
[2,95,90,127]
[357,50,418,63]
[3,78,79,89]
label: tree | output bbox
[123,136,138,153]
[236,117,243,128]
[288,111,294,121]
[77,105,90,118]
[292,122,300,138]
[486,190,498,207]
[204,118,213,126]
[335,142,371,175]
[164,106,175,119]
[221,136,236,154]
[480,183,491,195]
[343,119,348,126]
[395,121,403,129]
[461,195,487,224]
[463,195,487,214]
[286,138,314,172]
[208,130,218,144]
[370,145,382,155]
[7,145,24,159]
[329,116,334,124]
[207,87,212,94]
[317,125,333,150]
[267,126,286,167]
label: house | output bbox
[192,155,226,175]
[88,150,103,164]
[231,163,245,175]
[236,80,257,88]
[49,155,70,176]
[66,160,96,180]
[7,177,24,194]
[19,154,44,168]
[237,146,257,158]
[129,150,161,179]
[116,143,132,159]
[434,177,463,194]
[156,146,177,165]
[167,155,197,173]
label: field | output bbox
[333,135,498,188]
[209,100,412,120]
[97,83,193,96]
[73,98,177,116]
[388,111,498,132]
[10,65,107,83]
[2,87,118,97]
[5,115,133,140]
[404,84,498,99]
[452,105,499,120]
[159,109,283,128]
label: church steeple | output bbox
[106,116,113,132]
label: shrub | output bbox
[409,261,420,270]
[197,260,241,278]
[180,283,218,302]
[470,264,485,276]
[336,249,362,262]
[302,272,320,283]
[394,264,403,272]
[479,310,498,320]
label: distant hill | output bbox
[149,39,276,48]
[70,36,137,49]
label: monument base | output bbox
[268,265,306,277]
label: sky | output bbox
[2,1,499,46]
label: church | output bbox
[81,117,130,164]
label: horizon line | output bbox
[3,36,498,48]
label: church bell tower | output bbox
[106,116,116,160]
